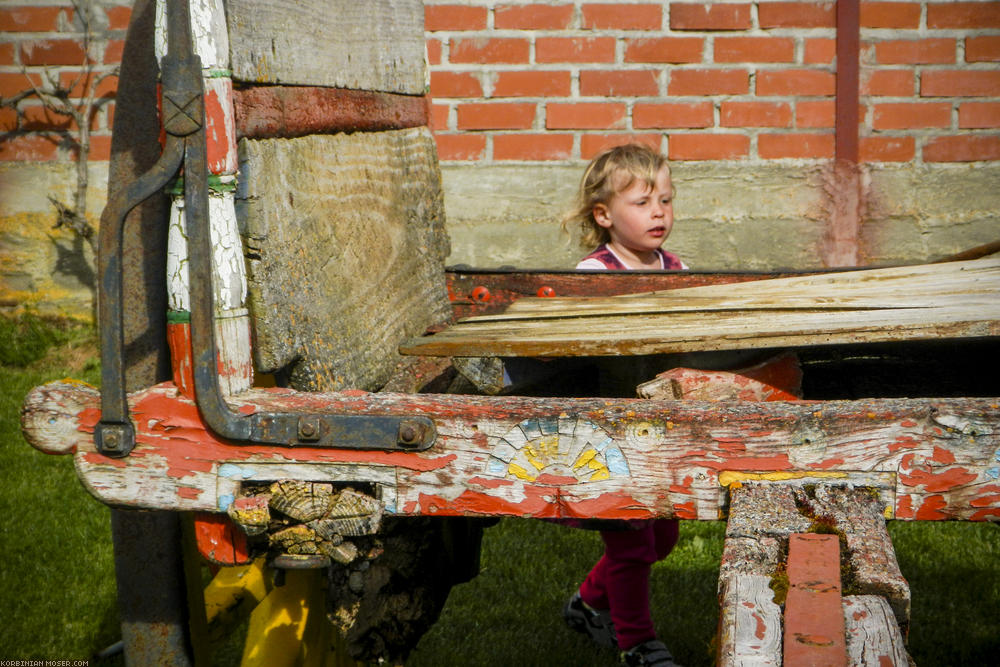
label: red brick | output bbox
[0,107,18,132]
[0,43,15,65]
[922,70,1000,97]
[431,71,482,98]
[927,2,1000,29]
[0,71,41,98]
[796,99,836,128]
[874,38,956,65]
[633,101,714,128]
[669,133,749,160]
[495,4,574,29]
[493,133,574,160]
[924,134,1000,162]
[434,134,486,161]
[580,70,659,97]
[715,37,795,63]
[862,69,914,96]
[425,4,488,31]
[758,2,836,28]
[669,3,752,30]
[494,70,571,97]
[860,1,921,28]
[581,133,662,159]
[873,102,952,129]
[959,102,1000,128]
[758,132,834,158]
[721,101,793,128]
[83,134,111,161]
[967,36,1000,63]
[0,6,64,32]
[581,3,662,30]
[426,39,442,65]
[450,37,530,64]
[668,68,748,96]
[757,69,835,96]
[456,102,536,130]
[58,70,119,98]
[105,5,132,30]
[536,37,616,63]
[430,103,450,130]
[804,38,836,64]
[20,39,90,66]
[20,103,75,131]
[625,37,703,64]
[0,134,59,160]
[546,102,627,129]
[860,135,916,162]
[104,39,125,64]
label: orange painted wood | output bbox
[783,533,848,666]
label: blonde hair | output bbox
[562,143,671,249]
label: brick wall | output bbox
[0,1,129,161]
[426,0,1000,164]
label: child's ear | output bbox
[593,203,613,229]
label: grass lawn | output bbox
[1,314,998,665]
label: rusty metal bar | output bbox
[836,0,860,164]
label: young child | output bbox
[561,143,682,667]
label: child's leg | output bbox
[653,518,680,560]
[580,523,659,651]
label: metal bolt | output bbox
[297,416,321,442]
[103,431,121,451]
[397,420,425,447]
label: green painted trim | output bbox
[206,68,233,79]
[165,175,238,196]
[166,310,191,324]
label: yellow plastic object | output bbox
[204,558,272,639]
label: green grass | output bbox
[1,313,998,665]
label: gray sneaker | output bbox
[620,639,677,666]
[562,591,617,649]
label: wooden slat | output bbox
[401,259,1000,357]
[20,382,1000,521]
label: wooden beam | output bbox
[21,381,1000,521]
[403,259,1000,358]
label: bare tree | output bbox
[1,0,119,255]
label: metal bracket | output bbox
[95,0,436,457]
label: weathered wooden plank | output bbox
[21,382,1000,520]
[403,259,1000,357]
[716,574,782,667]
[225,0,425,94]
[782,534,848,666]
[842,596,910,667]
[238,129,452,392]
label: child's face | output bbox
[593,167,674,258]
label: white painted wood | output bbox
[842,596,910,666]
[717,574,782,667]
[155,0,230,71]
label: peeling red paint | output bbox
[900,419,917,428]
[900,467,977,493]
[914,495,949,520]
[466,476,515,489]
[808,457,845,470]
[194,512,250,565]
[930,446,956,465]
[895,494,914,519]
[717,438,747,453]
[692,454,792,471]
[178,486,202,499]
[970,493,1000,508]
[889,435,919,452]
[753,610,767,639]
[673,500,697,519]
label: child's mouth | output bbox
[648,226,666,237]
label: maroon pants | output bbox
[578,518,680,650]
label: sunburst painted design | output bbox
[485,416,630,483]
